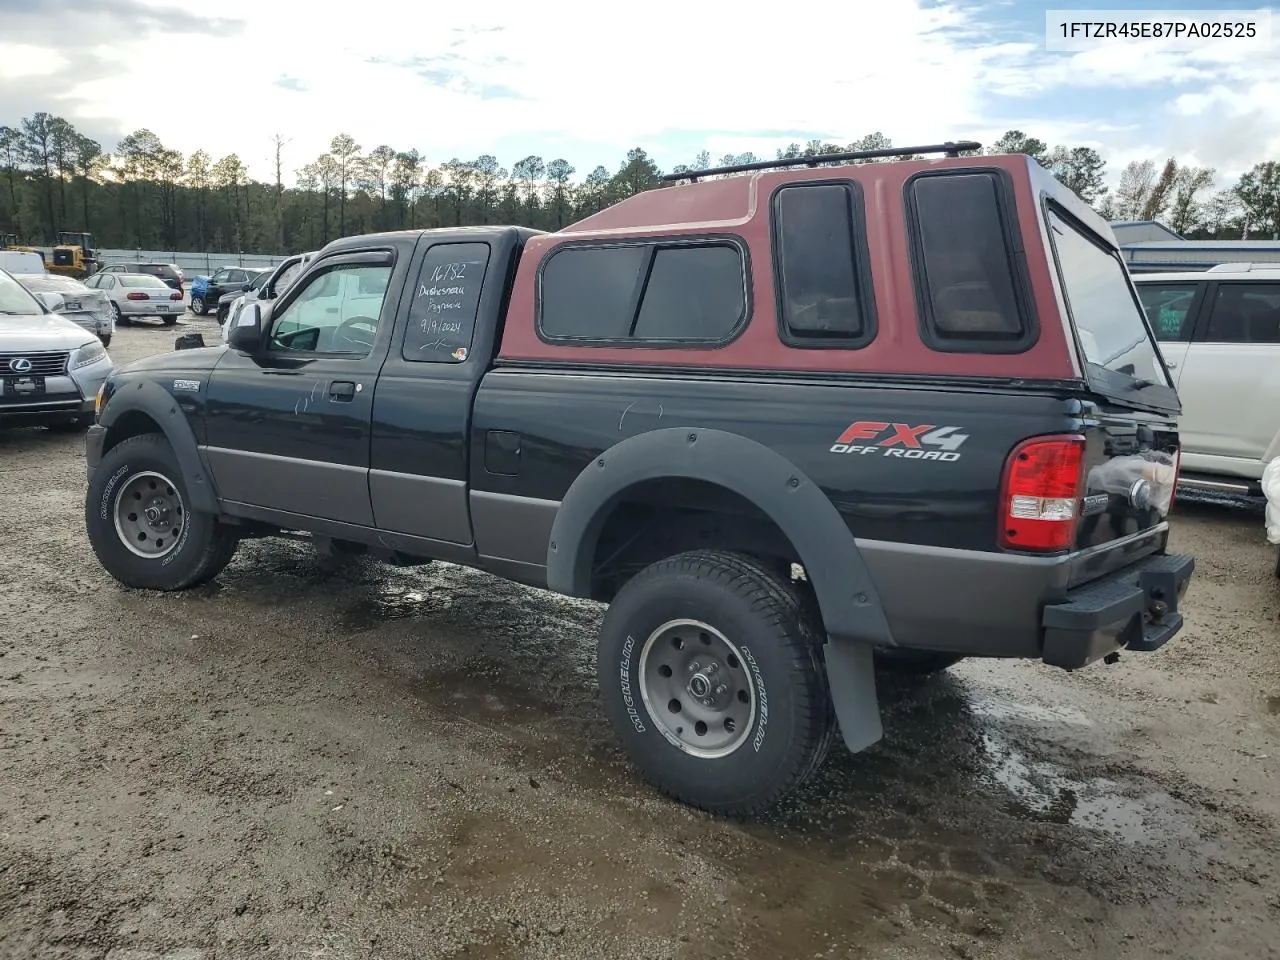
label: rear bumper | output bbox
[858,531,1194,666]
[1040,552,1195,669]
[120,302,183,316]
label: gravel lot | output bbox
[1,313,1278,960]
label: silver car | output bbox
[83,271,184,326]
[12,272,115,346]
[0,268,113,431]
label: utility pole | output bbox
[270,134,291,254]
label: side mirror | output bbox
[240,282,251,291]
[36,291,65,313]
[227,301,264,351]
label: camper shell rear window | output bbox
[1043,202,1179,410]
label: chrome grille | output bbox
[0,351,69,376]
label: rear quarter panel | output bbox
[471,369,1095,552]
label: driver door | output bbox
[203,251,397,526]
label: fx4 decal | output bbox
[830,421,970,461]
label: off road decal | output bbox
[619,634,646,734]
[830,421,970,461]
[740,646,768,752]
[172,379,201,393]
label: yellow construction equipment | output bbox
[46,231,98,279]
[0,233,43,258]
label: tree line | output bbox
[0,112,1273,257]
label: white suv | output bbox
[1134,262,1280,497]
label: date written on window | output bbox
[1045,9,1271,51]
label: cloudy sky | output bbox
[1,0,1277,189]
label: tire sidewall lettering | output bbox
[160,504,191,567]
[739,645,769,752]
[618,633,646,734]
[99,463,131,521]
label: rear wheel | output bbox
[110,301,128,326]
[596,550,835,816]
[189,296,206,315]
[85,432,239,590]
[216,304,229,325]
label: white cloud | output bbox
[6,0,1280,190]
[0,43,68,79]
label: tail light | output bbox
[170,292,182,301]
[998,434,1086,551]
[126,292,148,301]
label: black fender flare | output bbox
[98,378,219,514]
[546,427,889,753]
[547,427,893,647]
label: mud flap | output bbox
[822,637,883,753]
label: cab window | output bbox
[268,262,393,357]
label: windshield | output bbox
[1045,206,1176,404]
[0,269,44,315]
[120,274,170,289]
[139,264,180,278]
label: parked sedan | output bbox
[189,266,269,316]
[96,262,184,293]
[0,267,113,431]
[84,272,185,326]
[12,272,115,346]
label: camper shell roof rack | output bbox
[660,140,984,183]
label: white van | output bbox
[0,251,47,275]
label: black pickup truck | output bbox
[83,143,1195,816]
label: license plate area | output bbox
[1,376,47,397]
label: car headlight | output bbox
[73,339,108,369]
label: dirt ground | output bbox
[1,314,1278,960]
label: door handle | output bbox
[329,380,356,401]
[1166,360,1177,369]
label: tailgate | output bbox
[1073,402,1179,558]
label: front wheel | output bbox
[597,550,835,816]
[162,314,178,326]
[190,296,206,315]
[100,333,112,348]
[85,432,239,590]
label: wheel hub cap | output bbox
[637,619,757,759]
[112,470,186,559]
